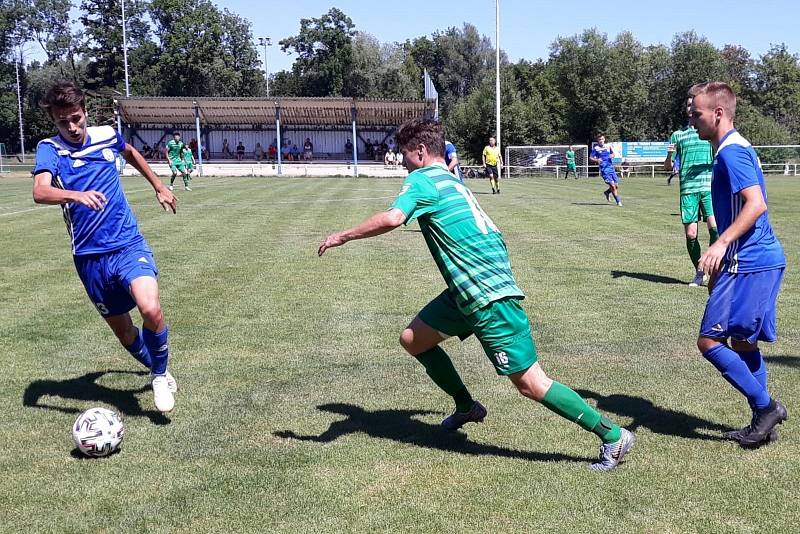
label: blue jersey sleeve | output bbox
[590,147,598,159]
[33,141,59,177]
[720,146,760,194]
[113,131,126,153]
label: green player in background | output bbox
[166,131,190,191]
[318,119,635,471]
[664,85,718,286]
[181,144,195,190]
[564,145,577,179]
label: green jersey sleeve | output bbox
[390,172,439,224]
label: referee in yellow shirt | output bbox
[482,136,503,194]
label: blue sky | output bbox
[238,0,800,74]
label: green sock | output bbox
[709,227,719,245]
[183,175,190,187]
[686,237,701,269]
[415,346,473,412]
[541,381,621,443]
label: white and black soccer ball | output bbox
[72,407,124,457]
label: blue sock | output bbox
[738,349,768,410]
[613,194,621,203]
[703,344,771,410]
[125,328,152,369]
[143,327,169,375]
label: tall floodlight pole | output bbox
[121,0,130,96]
[495,0,501,152]
[15,51,25,162]
[258,37,272,97]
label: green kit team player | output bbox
[564,145,577,179]
[665,85,719,287]
[181,145,195,184]
[166,131,190,191]
[318,118,635,471]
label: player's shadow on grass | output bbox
[765,355,800,369]
[571,202,611,206]
[23,370,170,425]
[611,270,686,285]
[274,403,591,463]
[575,389,730,441]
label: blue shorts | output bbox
[73,239,159,318]
[601,167,618,184]
[699,267,784,343]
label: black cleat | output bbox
[737,400,787,446]
[722,426,778,445]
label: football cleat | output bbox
[689,270,706,287]
[441,401,487,431]
[738,400,787,447]
[151,374,175,412]
[591,428,635,471]
[151,369,178,394]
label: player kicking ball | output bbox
[318,118,634,471]
[590,133,622,207]
[691,82,787,446]
[32,81,178,413]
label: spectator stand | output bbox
[116,97,435,177]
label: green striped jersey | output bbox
[391,163,524,315]
[670,126,713,194]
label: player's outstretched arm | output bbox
[32,171,107,210]
[699,185,767,274]
[318,208,406,256]
[121,145,177,214]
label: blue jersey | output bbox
[673,155,681,172]
[590,144,615,171]
[444,141,463,182]
[712,130,785,274]
[33,126,143,256]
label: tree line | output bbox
[3,3,800,161]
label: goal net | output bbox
[753,145,800,175]
[505,145,589,178]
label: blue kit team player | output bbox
[32,81,179,413]
[691,81,787,447]
[590,133,622,206]
[444,140,464,182]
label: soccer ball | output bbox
[72,407,124,457]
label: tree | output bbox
[753,44,800,136]
[279,8,355,96]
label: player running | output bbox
[318,118,635,471]
[444,140,464,182]
[590,133,622,206]
[667,155,680,185]
[482,136,502,194]
[167,131,190,191]
[32,81,178,413]
[181,144,195,189]
[564,145,578,179]
[665,87,719,287]
[692,82,787,447]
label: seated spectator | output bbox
[620,159,632,178]
[365,138,373,158]
[282,142,292,161]
[268,143,277,162]
[222,138,232,158]
[236,141,245,161]
[384,150,396,166]
[142,142,153,159]
[254,142,265,161]
[373,141,381,161]
[303,138,314,162]
[395,151,404,167]
[291,144,301,160]
[189,138,198,157]
[345,138,353,155]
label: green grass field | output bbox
[1,174,798,532]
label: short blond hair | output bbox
[692,81,737,119]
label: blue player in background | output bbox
[32,81,179,413]
[444,140,464,182]
[668,154,681,185]
[589,133,622,207]
[691,81,787,447]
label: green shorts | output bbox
[680,191,714,224]
[169,158,186,173]
[567,163,577,171]
[184,162,194,171]
[418,291,537,375]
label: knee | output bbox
[137,296,163,324]
[513,366,552,402]
[686,228,698,240]
[398,328,416,355]
[697,337,718,355]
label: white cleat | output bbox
[151,369,178,393]
[184,186,192,191]
[591,428,635,471]
[168,185,174,191]
[689,270,705,287]
[151,374,175,412]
